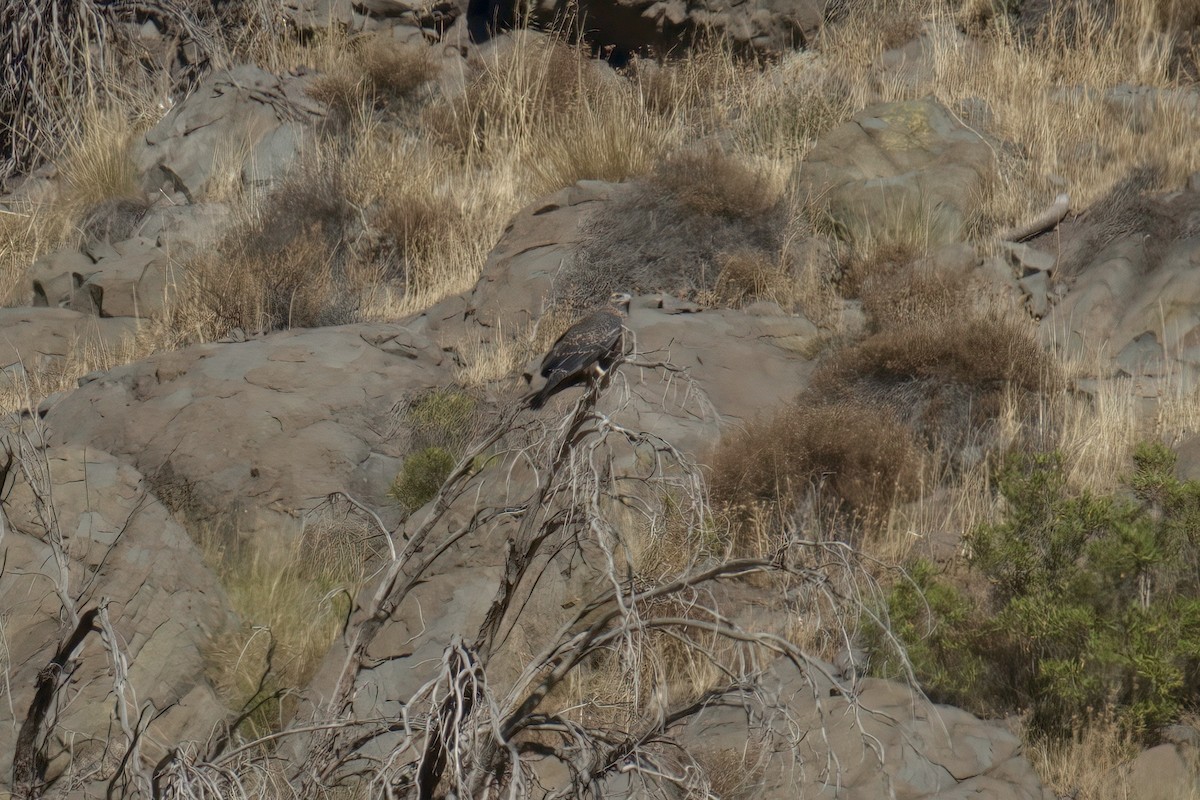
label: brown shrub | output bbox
[567,146,785,309]
[710,402,926,531]
[812,310,1059,451]
[425,37,598,155]
[309,35,437,124]
[358,37,438,102]
[369,188,463,281]
[78,194,150,246]
[654,143,774,219]
[858,258,973,332]
[818,311,1052,396]
[714,248,786,307]
[190,159,360,332]
[836,239,921,301]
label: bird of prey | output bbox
[524,292,632,410]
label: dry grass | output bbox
[1,104,144,307]
[710,402,927,539]
[1027,714,1200,800]
[199,513,376,738]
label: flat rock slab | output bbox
[0,445,235,785]
[600,658,1051,799]
[0,307,137,373]
[793,98,996,246]
[42,323,454,530]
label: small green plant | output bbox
[390,446,456,513]
[407,388,477,452]
[870,558,990,707]
[875,442,1200,739]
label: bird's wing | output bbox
[539,310,622,380]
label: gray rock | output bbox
[139,201,232,253]
[1001,241,1057,275]
[134,65,322,201]
[42,323,453,532]
[1018,269,1051,318]
[0,308,138,373]
[30,237,177,319]
[1042,188,1200,385]
[1122,743,1196,800]
[600,658,1051,799]
[0,445,236,785]
[792,98,997,246]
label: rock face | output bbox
[1040,181,1200,388]
[135,65,322,202]
[0,308,137,379]
[793,98,996,246]
[41,323,454,531]
[0,445,235,786]
[602,658,1052,799]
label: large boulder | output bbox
[792,98,997,246]
[639,658,1052,799]
[1040,179,1200,390]
[134,65,322,201]
[0,445,235,786]
[41,323,454,531]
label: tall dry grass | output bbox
[198,513,376,738]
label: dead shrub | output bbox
[567,148,786,308]
[190,159,360,331]
[654,143,774,219]
[369,188,463,282]
[425,37,599,155]
[358,37,438,102]
[308,71,364,127]
[714,248,784,306]
[813,310,1058,451]
[857,257,973,332]
[710,402,926,535]
[77,194,150,246]
[309,35,437,126]
[837,240,921,301]
[818,311,1052,396]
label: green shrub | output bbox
[876,442,1200,739]
[407,389,477,452]
[390,446,456,513]
[871,558,990,707]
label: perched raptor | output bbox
[524,292,632,410]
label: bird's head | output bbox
[608,292,633,314]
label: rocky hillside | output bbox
[2,0,1200,797]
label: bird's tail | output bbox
[523,385,550,410]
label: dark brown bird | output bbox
[524,292,631,410]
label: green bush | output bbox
[871,558,989,707]
[875,442,1200,739]
[407,389,477,453]
[390,446,455,513]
